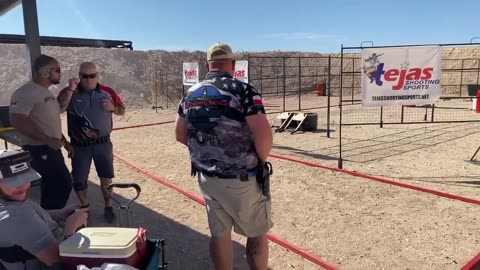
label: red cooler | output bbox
[59,227,147,270]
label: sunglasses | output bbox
[80,73,97,79]
[51,68,61,73]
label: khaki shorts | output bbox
[198,173,273,238]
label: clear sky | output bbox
[0,0,479,53]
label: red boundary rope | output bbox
[113,152,338,270]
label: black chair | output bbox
[0,245,37,269]
[0,106,10,149]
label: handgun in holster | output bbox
[256,161,273,198]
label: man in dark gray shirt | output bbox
[0,149,88,270]
[57,62,125,223]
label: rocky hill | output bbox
[1,44,479,108]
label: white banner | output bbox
[182,62,199,86]
[234,60,249,83]
[361,46,442,107]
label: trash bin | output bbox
[468,85,480,111]
[302,112,318,131]
[468,85,480,96]
[316,83,326,96]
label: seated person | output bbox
[0,149,88,270]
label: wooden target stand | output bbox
[271,111,318,134]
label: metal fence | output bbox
[151,68,183,111]
[150,55,345,130]
[338,42,480,168]
[248,55,341,111]
[248,55,344,136]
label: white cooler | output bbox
[59,227,147,270]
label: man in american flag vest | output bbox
[175,43,274,270]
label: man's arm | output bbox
[61,134,69,144]
[10,114,49,143]
[57,79,79,113]
[61,134,74,158]
[10,114,62,149]
[9,208,64,268]
[246,114,273,162]
[54,208,88,243]
[242,87,273,162]
[100,84,125,116]
[47,209,62,221]
[175,115,188,146]
[57,88,74,113]
[34,242,63,268]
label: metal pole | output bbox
[431,104,435,122]
[477,60,480,85]
[166,69,169,108]
[298,57,301,111]
[182,64,187,96]
[260,65,263,94]
[380,106,384,128]
[155,70,158,113]
[163,69,166,109]
[247,53,250,84]
[276,65,279,96]
[171,70,176,109]
[401,105,404,124]
[164,69,167,108]
[327,56,331,138]
[22,0,42,79]
[168,70,172,109]
[338,45,344,169]
[351,58,355,104]
[460,59,464,97]
[283,57,286,112]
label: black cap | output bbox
[0,150,40,187]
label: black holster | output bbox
[191,163,197,177]
[256,161,273,198]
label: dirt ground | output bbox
[25,95,479,270]
[99,96,480,270]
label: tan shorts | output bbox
[198,173,273,238]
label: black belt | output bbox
[72,136,110,147]
[200,168,257,181]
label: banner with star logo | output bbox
[183,62,199,86]
[361,46,442,107]
[234,60,249,83]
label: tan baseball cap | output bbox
[207,42,234,61]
